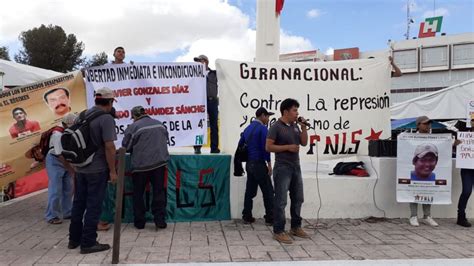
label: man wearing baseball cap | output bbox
[239,107,275,225]
[411,143,438,181]
[122,106,170,230]
[68,87,117,254]
[193,54,220,154]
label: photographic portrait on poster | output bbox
[8,107,41,139]
[0,71,87,187]
[396,133,453,204]
[43,87,72,117]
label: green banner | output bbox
[100,154,231,223]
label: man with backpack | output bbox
[67,87,117,254]
[122,106,170,230]
[239,107,274,225]
[44,113,77,225]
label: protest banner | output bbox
[456,131,474,169]
[84,63,207,147]
[467,100,474,128]
[396,133,452,204]
[0,72,87,187]
[216,59,391,160]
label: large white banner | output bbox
[456,131,474,169]
[217,59,391,160]
[84,63,207,147]
[396,133,452,204]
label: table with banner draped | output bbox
[100,154,231,223]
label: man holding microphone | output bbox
[266,98,309,244]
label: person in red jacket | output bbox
[9,107,41,138]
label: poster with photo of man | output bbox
[0,71,87,187]
[396,133,453,204]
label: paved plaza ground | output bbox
[0,190,473,265]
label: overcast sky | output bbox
[0,0,472,68]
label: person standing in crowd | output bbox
[266,98,309,244]
[409,116,438,227]
[68,87,117,254]
[96,45,129,232]
[240,107,275,225]
[45,113,77,225]
[122,106,170,230]
[193,54,220,154]
[9,107,41,138]
[457,114,474,227]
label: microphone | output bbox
[298,117,311,127]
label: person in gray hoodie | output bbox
[122,106,170,230]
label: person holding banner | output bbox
[266,98,309,244]
[45,113,77,225]
[193,54,220,154]
[68,87,117,254]
[122,106,170,230]
[240,107,275,225]
[457,115,474,227]
[8,107,41,138]
[409,116,438,227]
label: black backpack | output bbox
[235,123,259,162]
[330,161,365,175]
[61,109,108,167]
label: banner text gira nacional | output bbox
[84,63,207,147]
[217,59,391,160]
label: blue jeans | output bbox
[272,163,304,233]
[458,168,474,215]
[69,170,108,248]
[207,98,219,151]
[45,153,73,221]
[242,161,274,219]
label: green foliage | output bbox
[0,46,10,61]
[15,24,85,72]
[84,52,109,67]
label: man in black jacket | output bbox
[193,54,220,154]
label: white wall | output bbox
[230,157,473,219]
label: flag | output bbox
[276,0,284,15]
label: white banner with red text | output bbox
[216,59,391,160]
[84,63,207,147]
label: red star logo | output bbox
[365,128,383,141]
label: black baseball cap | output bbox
[255,107,274,117]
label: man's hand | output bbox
[109,172,118,184]
[454,139,462,146]
[267,164,273,176]
[287,144,300,153]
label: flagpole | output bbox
[256,0,281,62]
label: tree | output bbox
[84,52,109,67]
[15,24,85,72]
[0,46,10,60]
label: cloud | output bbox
[306,9,322,19]
[0,0,313,67]
[325,47,334,55]
[423,8,449,19]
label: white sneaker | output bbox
[409,216,419,226]
[422,216,439,227]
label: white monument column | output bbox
[256,0,281,62]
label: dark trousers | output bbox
[132,166,167,225]
[458,168,474,215]
[242,161,274,219]
[195,98,219,151]
[69,171,108,248]
[272,163,304,234]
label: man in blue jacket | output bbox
[240,107,275,225]
[122,106,170,230]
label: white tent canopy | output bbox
[391,79,474,120]
[0,59,60,88]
